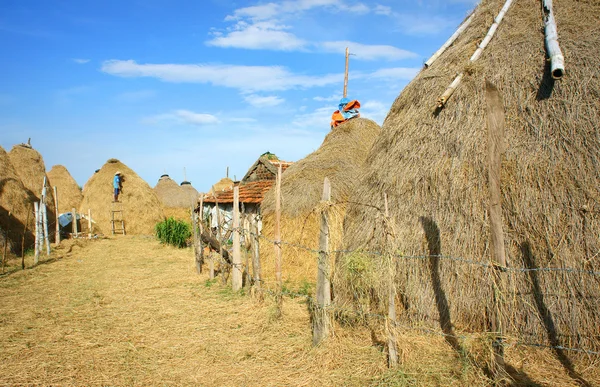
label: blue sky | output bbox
[0,0,477,192]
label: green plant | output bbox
[155,217,191,248]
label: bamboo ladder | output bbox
[110,201,126,235]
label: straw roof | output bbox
[47,165,83,214]
[180,182,199,207]
[80,159,164,235]
[210,177,234,194]
[0,146,35,254]
[342,0,600,349]
[154,175,189,208]
[8,144,55,210]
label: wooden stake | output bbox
[251,215,261,296]
[42,203,50,256]
[343,47,349,98]
[53,186,60,245]
[71,208,78,237]
[384,193,399,367]
[486,80,507,374]
[313,177,332,345]
[22,207,31,270]
[34,202,40,265]
[232,185,242,291]
[195,195,204,274]
[274,163,283,316]
[88,209,92,238]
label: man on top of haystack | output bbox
[113,171,123,202]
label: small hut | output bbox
[0,146,35,254]
[80,159,164,235]
[260,118,381,285]
[341,0,600,354]
[47,165,83,214]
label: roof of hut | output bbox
[180,181,199,207]
[340,0,600,346]
[0,146,35,254]
[261,118,381,216]
[80,158,164,235]
[8,143,55,207]
[47,165,83,214]
[153,174,189,208]
[210,177,234,194]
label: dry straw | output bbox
[47,165,83,214]
[154,175,189,208]
[0,146,35,254]
[80,159,164,235]
[341,0,600,353]
[260,118,381,285]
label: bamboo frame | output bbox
[542,0,565,79]
[425,11,475,68]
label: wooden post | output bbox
[34,202,40,265]
[71,208,78,237]
[486,80,507,374]
[88,209,92,238]
[313,177,332,345]
[213,190,226,284]
[251,215,262,296]
[343,47,349,98]
[42,203,50,256]
[195,195,204,274]
[232,185,242,291]
[53,186,60,245]
[384,193,399,367]
[22,208,31,270]
[274,163,283,316]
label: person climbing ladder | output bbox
[113,171,122,202]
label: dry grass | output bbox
[342,0,600,352]
[1,237,597,386]
[154,175,190,208]
[47,165,83,214]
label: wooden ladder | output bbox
[110,201,126,235]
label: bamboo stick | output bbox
[42,203,50,256]
[21,207,31,269]
[232,185,242,291]
[313,177,332,346]
[425,11,475,68]
[53,186,60,245]
[34,202,40,265]
[274,163,283,317]
[343,47,349,98]
[437,0,514,108]
[542,0,565,79]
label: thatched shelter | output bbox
[8,143,55,221]
[80,159,164,235]
[180,181,199,208]
[260,118,381,285]
[47,165,83,214]
[0,146,34,254]
[341,0,600,353]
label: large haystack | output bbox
[341,0,600,352]
[154,175,188,208]
[8,144,55,217]
[180,181,199,208]
[47,165,83,214]
[80,159,164,235]
[260,118,381,285]
[0,146,34,254]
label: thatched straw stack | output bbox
[8,144,55,213]
[180,181,199,207]
[80,159,164,235]
[210,177,234,194]
[154,175,188,207]
[260,118,381,285]
[340,0,600,351]
[47,165,83,214]
[0,146,34,254]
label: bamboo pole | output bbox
[34,202,40,265]
[437,0,514,107]
[384,193,399,367]
[343,47,349,98]
[53,186,60,245]
[251,215,261,296]
[195,195,204,274]
[274,163,283,317]
[425,11,475,68]
[42,203,50,256]
[232,185,242,291]
[21,207,30,270]
[213,188,225,284]
[542,0,565,79]
[486,80,507,374]
[313,177,332,346]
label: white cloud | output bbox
[313,94,341,102]
[292,106,333,129]
[143,110,219,126]
[72,58,90,64]
[101,60,341,92]
[115,89,156,102]
[226,0,345,22]
[320,41,417,61]
[358,100,389,125]
[243,94,285,108]
[207,21,307,51]
[374,5,392,15]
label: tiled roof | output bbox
[203,180,275,204]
